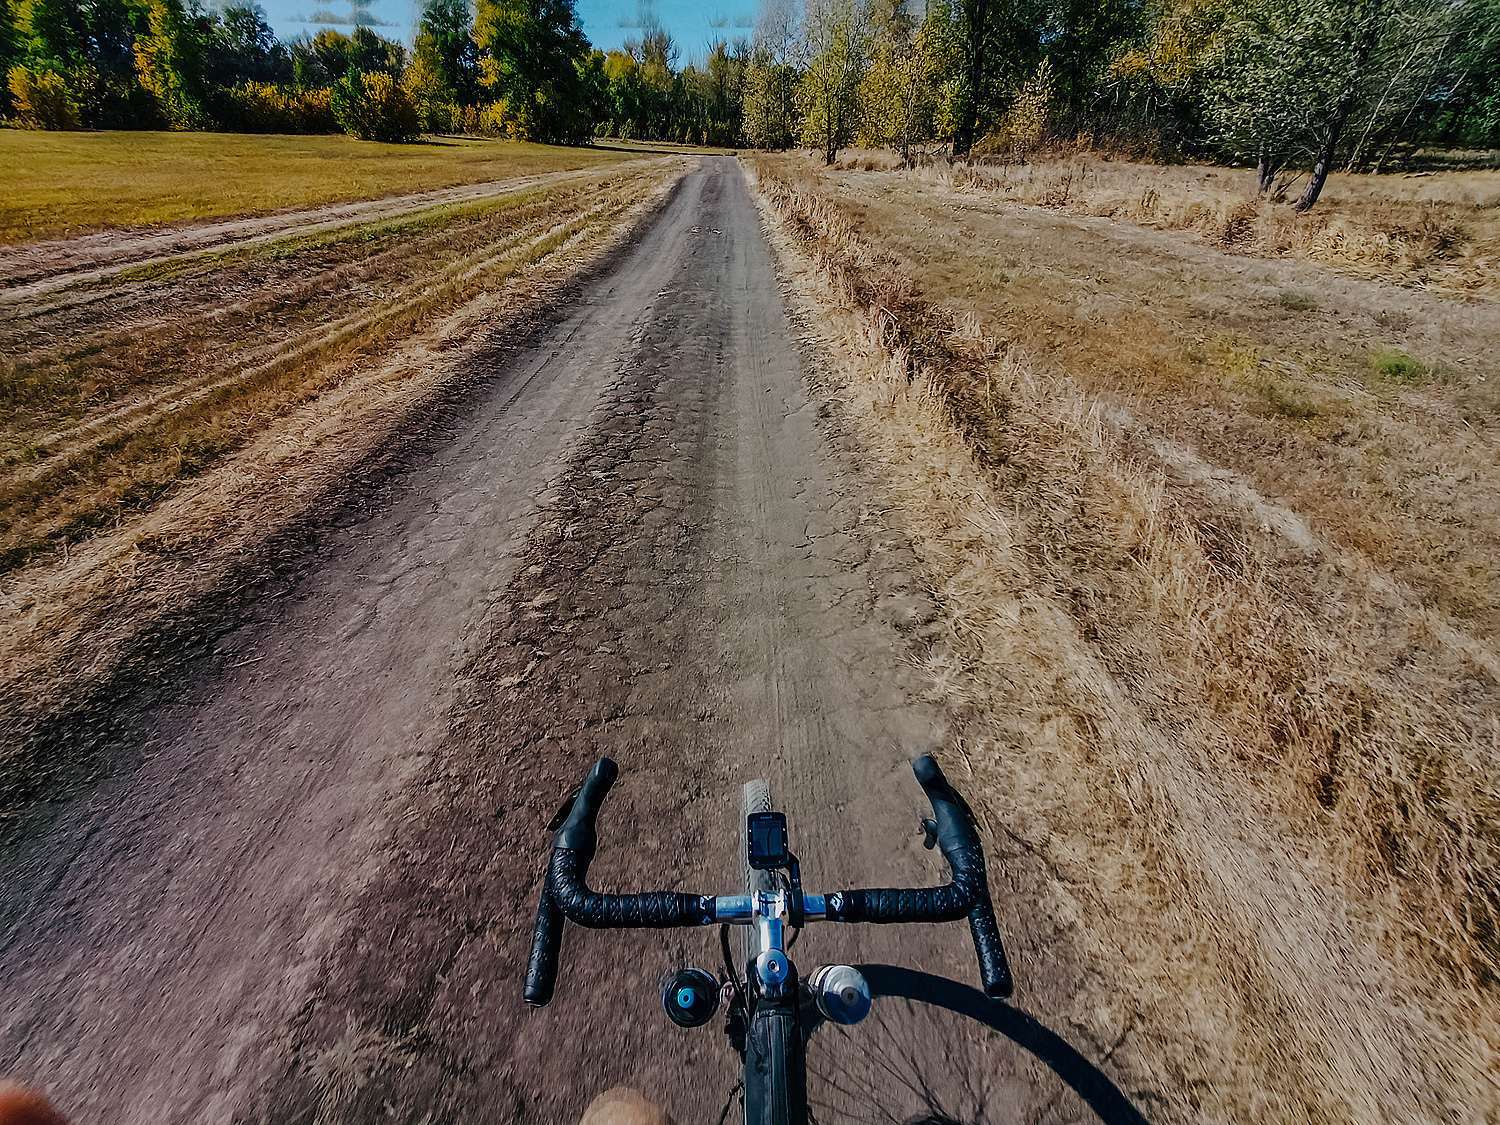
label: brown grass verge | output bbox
[749,155,1500,1123]
[872,155,1500,297]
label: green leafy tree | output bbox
[330,66,419,139]
[414,0,479,105]
[14,0,89,69]
[798,0,868,163]
[311,26,404,83]
[134,0,206,127]
[858,0,950,160]
[206,5,290,89]
[1202,0,1431,207]
[742,0,800,147]
[1045,0,1147,118]
[473,0,594,143]
[950,0,1047,153]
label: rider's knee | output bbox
[0,1082,67,1125]
[579,1086,673,1125]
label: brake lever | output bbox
[547,790,580,832]
[787,855,805,930]
[920,818,938,850]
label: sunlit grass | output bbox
[0,130,642,243]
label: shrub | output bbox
[400,58,459,134]
[8,67,82,130]
[480,97,527,137]
[216,83,339,134]
[329,69,420,143]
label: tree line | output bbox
[4,0,1497,206]
[756,0,1498,204]
[1,0,608,142]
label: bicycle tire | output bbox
[745,1005,805,1125]
[740,779,776,970]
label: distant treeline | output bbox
[1,0,610,142]
[4,0,1498,204]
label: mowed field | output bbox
[0,131,653,244]
[750,152,1500,1122]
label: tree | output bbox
[742,0,801,147]
[311,26,404,83]
[1045,0,1148,118]
[473,0,594,143]
[1202,0,1435,208]
[798,0,868,163]
[950,0,989,153]
[134,0,206,126]
[858,0,950,160]
[206,5,291,89]
[413,0,479,106]
[949,0,1047,154]
[14,0,90,69]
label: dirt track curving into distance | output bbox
[0,158,1128,1125]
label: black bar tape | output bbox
[523,878,565,1007]
[825,756,987,924]
[548,848,716,929]
[824,844,985,923]
[968,894,1014,999]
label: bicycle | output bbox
[523,754,1014,1125]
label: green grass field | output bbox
[0,131,645,244]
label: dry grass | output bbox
[895,157,1500,296]
[750,154,1500,1123]
[0,164,678,576]
[0,130,646,244]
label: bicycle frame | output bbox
[524,756,1013,1124]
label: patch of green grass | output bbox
[1369,349,1428,383]
[0,131,644,245]
[1215,338,1324,419]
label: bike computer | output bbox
[747,812,790,869]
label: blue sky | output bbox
[257,0,757,65]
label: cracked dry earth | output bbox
[1,158,1118,1124]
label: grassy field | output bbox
[832,148,1500,296]
[0,131,645,244]
[753,153,1500,1124]
[0,160,685,574]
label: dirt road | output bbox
[0,158,1113,1123]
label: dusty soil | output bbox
[0,158,1119,1124]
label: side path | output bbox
[0,162,659,300]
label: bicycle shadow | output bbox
[855,965,1152,1125]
